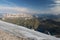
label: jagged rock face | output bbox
[2,13,33,20]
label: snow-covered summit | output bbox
[0,20,60,40]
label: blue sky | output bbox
[6,0,54,9]
[0,0,60,14]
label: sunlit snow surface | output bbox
[0,20,60,40]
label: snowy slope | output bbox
[0,20,60,40]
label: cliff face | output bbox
[2,13,33,20]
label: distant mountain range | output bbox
[33,14,60,21]
[0,13,60,21]
[0,13,3,18]
[1,13,60,37]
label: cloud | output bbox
[1,0,60,14]
[0,6,28,13]
[46,0,60,14]
[0,0,52,14]
[55,0,60,3]
[0,0,28,14]
[1,5,58,14]
[0,0,42,14]
[0,6,42,14]
[50,6,60,14]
